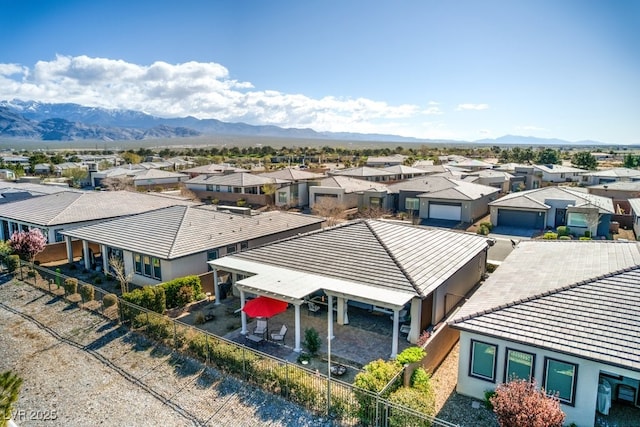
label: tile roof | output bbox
[581,167,640,178]
[386,176,499,200]
[315,176,388,192]
[628,198,640,216]
[184,163,248,174]
[533,164,587,173]
[62,207,324,259]
[450,240,640,371]
[258,168,326,181]
[186,172,275,187]
[381,165,428,174]
[329,166,395,177]
[588,181,640,191]
[0,190,194,226]
[231,219,490,297]
[489,186,615,213]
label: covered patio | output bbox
[209,256,416,359]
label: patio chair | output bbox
[254,319,267,337]
[307,301,321,316]
[271,324,287,342]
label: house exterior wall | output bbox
[432,250,486,324]
[456,330,640,427]
[274,182,309,208]
[588,188,640,202]
[418,198,481,223]
[309,186,358,209]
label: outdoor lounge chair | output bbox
[254,319,267,337]
[270,324,287,342]
[307,301,321,316]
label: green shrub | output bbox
[123,286,166,313]
[480,221,493,231]
[63,278,78,295]
[477,225,490,235]
[187,333,209,362]
[579,236,592,241]
[303,327,321,356]
[194,311,206,325]
[484,389,496,410]
[543,232,558,240]
[103,293,118,308]
[139,314,172,343]
[236,199,247,207]
[80,284,94,302]
[388,387,436,427]
[176,285,194,307]
[556,226,570,237]
[94,277,103,284]
[396,347,426,365]
[354,359,403,424]
[559,235,571,240]
[411,367,432,393]
[584,230,592,238]
[159,276,202,309]
[6,255,19,272]
[27,270,36,277]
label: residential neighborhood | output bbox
[1,146,640,427]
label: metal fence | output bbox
[14,261,459,427]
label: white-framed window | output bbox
[469,339,497,382]
[133,252,161,280]
[567,212,588,228]
[54,229,65,242]
[504,348,535,381]
[278,192,287,203]
[543,357,578,405]
[405,197,420,211]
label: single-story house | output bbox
[386,176,500,223]
[450,240,640,427]
[445,159,494,171]
[628,198,640,239]
[365,154,407,167]
[182,163,248,179]
[209,219,492,357]
[580,168,640,186]
[0,190,193,243]
[328,166,395,182]
[60,206,324,286]
[494,164,543,191]
[532,164,586,183]
[308,176,391,211]
[258,168,326,207]
[0,169,16,180]
[381,165,429,181]
[460,169,514,194]
[185,172,280,206]
[92,167,189,189]
[489,186,614,236]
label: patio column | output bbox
[240,289,248,335]
[408,298,422,344]
[101,245,109,274]
[328,295,335,340]
[293,303,302,353]
[337,297,349,325]
[213,269,220,306]
[65,236,73,264]
[82,240,90,270]
[391,309,400,359]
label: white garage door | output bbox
[429,203,462,220]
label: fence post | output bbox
[285,362,289,399]
[205,334,210,365]
[242,346,246,379]
[173,322,178,350]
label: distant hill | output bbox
[0,99,614,145]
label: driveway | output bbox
[489,226,541,238]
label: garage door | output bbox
[429,203,462,221]
[497,209,543,228]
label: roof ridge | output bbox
[452,264,640,324]
[364,220,420,296]
[46,191,83,225]
[167,205,190,258]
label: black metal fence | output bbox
[14,261,459,427]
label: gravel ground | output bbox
[0,276,331,427]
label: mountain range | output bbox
[0,99,609,146]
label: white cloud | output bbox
[0,55,433,136]
[455,103,489,111]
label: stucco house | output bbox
[328,166,395,182]
[308,176,391,211]
[532,164,586,183]
[489,186,614,236]
[209,219,492,358]
[258,168,326,208]
[60,206,324,286]
[580,168,640,186]
[365,154,407,167]
[381,165,429,181]
[628,198,640,239]
[0,190,193,243]
[92,167,189,189]
[450,240,640,427]
[185,172,280,206]
[386,176,500,223]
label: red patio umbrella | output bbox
[242,296,288,318]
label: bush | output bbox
[187,333,209,361]
[542,232,558,240]
[354,359,403,424]
[579,236,592,241]
[122,286,166,314]
[584,230,592,238]
[388,387,436,427]
[556,226,570,237]
[103,293,118,308]
[63,278,78,295]
[480,221,493,231]
[194,311,206,325]
[94,277,103,285]
[559,235,571,240]
[176,285,194,307]
[396,347,426,365]
[303,327,321,356]
[477,225,490,235]
[80,284,94,302]
[6,255,19,272]
[411,367,432,393]
[484,389,497,410]
[490,379,565,427]
[159,276,202,309]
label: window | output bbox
[278,192,288,203]
[543,357,578,405]
[54,229,65,242]
[143,256,152,276]
[405,197,420,211]
[206,184,213,191]
[369,197,381,206]
[152,258,161,279]
[226,244,237,255]
[504,348,535,381]
[240,241,248,251]
[216,185,220,191]
[469,340,497,382]
[134,253,142,274]
[567,212,589,228]
[207,249,219,261]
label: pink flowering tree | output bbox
[9,229,47,265]
[490,379,565,427]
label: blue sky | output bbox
[1,0,638,144]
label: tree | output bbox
[102,176,135,191]
[62,167,88,188]
[0,240,13,272]
[311,197,348,226]
[571,151,597,170]
[623,154,639,169]
[109,255,132,294]
[9,229,47,264]
[490,379,565,427]
[0,370,23,427]
[261,183,278,206]
[536,148,560,165]
[121,151,142,164]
